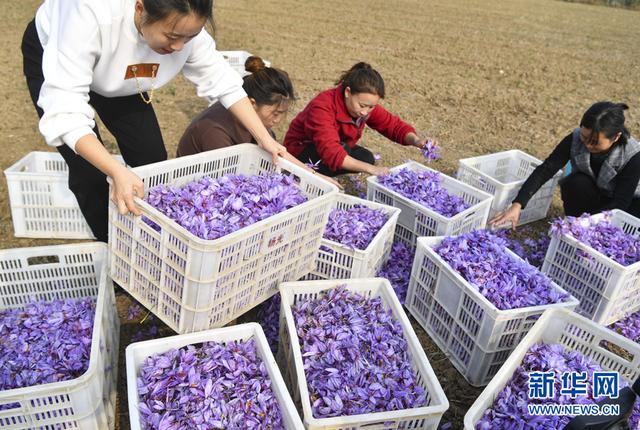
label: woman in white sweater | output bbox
[21,0,286,242]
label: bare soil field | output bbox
[0,0,639,429]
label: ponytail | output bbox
[335,62,385,98]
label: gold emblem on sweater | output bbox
[124,63,159,104]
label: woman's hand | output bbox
[340,154,389,176]
[367,165,390,176]
[406,132,438,149]
[75,134,145,216]
[489,203,522,230]
[257,136,288,165]
[109,164,145,216]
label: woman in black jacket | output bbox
[490,102,640,229]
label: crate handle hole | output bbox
[27,255,60,266]
[598,339,635,362]
[0,402,21,411]
[360,421,392,429]
[463,210,477,219]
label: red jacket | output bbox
[283,85,416,171]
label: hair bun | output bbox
[352,62,372,71]
[245,56,267,74]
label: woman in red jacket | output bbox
[284,62,435,176]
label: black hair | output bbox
[335,62,385,98]
[243,56,295,107]
[580,101,630,146]
[142,0,214,30]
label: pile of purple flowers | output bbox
[293,285,427,418]
[377,168,469,217]
[377,241,415,303]
[609,310,640,344]
[323,205,389,250]
[347,174,367,199]
[421,139,440,162]
[259,241,415,355]
[137,339,283,429]
[494,226,550,268]
[145,173,308,240]
[435,230,568,310]
[550,213,640,266]
[257,293,281,353]
[476,343,640,429]
[0,297,95,391]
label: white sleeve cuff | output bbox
[62,127,96,153]
[218,88,248,109]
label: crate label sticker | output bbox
[268,234,285,248]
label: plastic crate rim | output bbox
[278,278,450,426]
[366,162,493,222]
[5,152,125,176]
[458,150,542,186]
[126,322,303,430]
[415,236,580,315]
[463,307,640,429]
[4,151,59,175]
[109,149,338,248]
[461,151,563,186]
[552,209,640,270]
[128,191,335,251]
[0,243,110,402]
[334,192,403,217]
[322,198,400,253]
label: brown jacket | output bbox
[177,102,258,157]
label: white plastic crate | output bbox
[541,209,640,325]
[219,50,272,77]
[366,161,493,249]
[0,243,119,430]
[464,307,640,429]
[109,144,338,334]
[126,322,304,430]
[277,278,449,429]
[457,149,562,226]
[304,194,400,280]
[4,151,124,239]
[406,236,579,386]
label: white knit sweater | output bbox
[35,0,246,151]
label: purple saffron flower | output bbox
[434,230,568,310]
[377,168,469,218]
[145,173,308,241]
[377,242,415,303]
[257,293,281,353]
[306,159,321,171]
[550,212,640,266]
[0,297,95,391]
[128,303,144,321]
[421,139,441,162]
[493,225,550,268]
[136,339,284,429]
[293,285,427,418]
[608,310,640,344]
[323,205,389,250]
